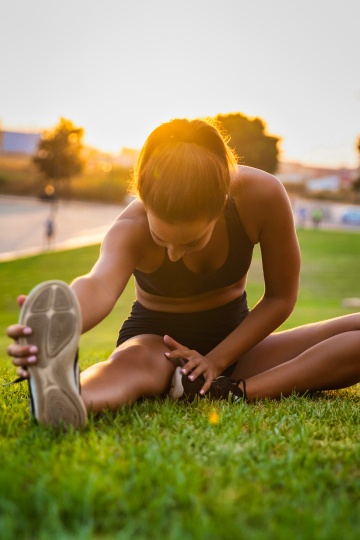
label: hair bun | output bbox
[169,119,193,143]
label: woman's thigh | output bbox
[80,334,176,412]
[232,313,360,380]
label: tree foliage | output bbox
[214,112,280,173]
[33,117,85,182]
[352,176,360,192]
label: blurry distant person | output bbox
[297,206,307,228]
[5,118,360,429]
[312,208,323,229]
[44,215,55,248]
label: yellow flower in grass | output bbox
[208,411,220,425]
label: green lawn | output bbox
[0,229,359,539]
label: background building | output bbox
[0,130,41,155]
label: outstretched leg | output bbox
[80,334,175,413]
[231,313,360,400]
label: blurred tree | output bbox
[214,113,280,173]
[33,118,85,192]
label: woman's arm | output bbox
[165,168,300,392]
[6,204,146,372]
[71,208,147,333]
[208,168,300,367]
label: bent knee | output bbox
[110,334,172,372]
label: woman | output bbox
[6,118,360,427]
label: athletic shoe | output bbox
[18,280,87,428]
[169,366,247,402]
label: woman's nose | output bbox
[167,245,185,262]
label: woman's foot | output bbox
[169,367,247,402]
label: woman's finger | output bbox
[169,352,204,374]
[7,340,38,362]
[16,367,30,379]
[180,358,205,376]
[164,349,197,368]
[12,355,37,367]
[199,378,213,395]
[163,335,189,351]
[186,364,207,381]
[17,295,27,308]
[6,324,32,339]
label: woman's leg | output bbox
[80,334,175,413]
[231,313,360,400]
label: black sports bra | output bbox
[133,196,254,297]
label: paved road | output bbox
[0,195,125,261]
[1,195,359,262]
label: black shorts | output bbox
[116,292,249,376]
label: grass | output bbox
[0,229,360,539]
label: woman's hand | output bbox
[163,335,218,395]
[6,295,35,379]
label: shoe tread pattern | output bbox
[19,281,87,428]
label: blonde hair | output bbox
[131,118,237,223]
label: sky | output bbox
[1,0,360,168]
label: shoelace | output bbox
[229,378,247,401]
[2,376,27,387]
[3,351,80,390]
[210,377,248,401]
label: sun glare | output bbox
[2,1,359,168]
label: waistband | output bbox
[132,291,248,318]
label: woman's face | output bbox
[147,211,217,262]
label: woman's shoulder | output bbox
[111,198,148,229]
[229,166,293,243]
[102,198,151,250]
[230,166,290,210]
[230,165,285,197]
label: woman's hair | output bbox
[131,118,237,223]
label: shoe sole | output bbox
[19,280,87,428]
[168,366,205,401]
[168,367,184,400]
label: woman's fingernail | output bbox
[29,346,38,353]
[181,369,186,374]
[188,375,194,381]
[199,390,205,395]
[28,356,37,363]
[23,327,32,335]
[164,352,170,357]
